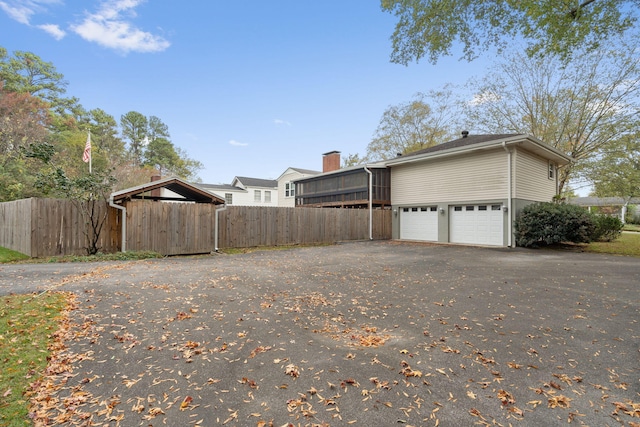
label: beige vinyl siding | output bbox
[513,149,557,201]
[278,171,299,207]
[391,150,508,205]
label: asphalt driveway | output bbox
[2,241,638,426]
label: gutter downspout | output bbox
[109,196,126,252]
[214,204,228,252]
[502,142,513,247]
[363,166,373,240]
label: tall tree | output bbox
[587,132,640,202]
[366,90,460,161]
[0,46,84,119]
[120,111,148,164]
[143,137,180,176]
[464,47,640,194]
[0,84,53,201]
[89,108,125,161]
[0,47,67,102]
[381,0,639,64]
[0,84,50,160]
[148,115,170,142]
[143,137,202,180]
[342,153,366,167]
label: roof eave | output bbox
[384,135,572,167]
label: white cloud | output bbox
[273,119,292,126]
[229,140,248,147]
[0,0,60,25]
[37,23,65,39]
[468,91,501,106]
[71,0,170,53]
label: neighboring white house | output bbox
[277,167,320,207]
[384,133,573,247]
[197,176,278,206]
[569,197,640,224]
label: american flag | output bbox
[82,132,91,163]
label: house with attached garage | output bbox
[385,132,572,247]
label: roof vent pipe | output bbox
[461,131,469,138]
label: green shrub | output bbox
[514,202,596,247]
[591,215,623,242]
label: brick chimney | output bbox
[150,174,161,198]
[322,151,341,173]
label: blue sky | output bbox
[0,0,490,184]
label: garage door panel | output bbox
[450,204,503,246]
[400,207,438,241]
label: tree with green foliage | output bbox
[464,47,640,194]
[0,83,52,201]
[148,115,170,141]
[342,153,366,167]
[366,90,459,161]
[586,131,640,222]
[120,111,148,164]
[381,0,639,64]
[0,47,67,101]
[0,46,82,123]
[588,132,640,200]
[143,137,181,176]
[89,108,126,162]
[32,133,117,255]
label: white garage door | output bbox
[400,206,438,241]
[450,204,503,246]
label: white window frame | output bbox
[285,182,295,198]
[548,161,555,180]
[264,190,271,203]
[225,193,233,205]
[254,190,261,202]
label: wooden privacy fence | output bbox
[126,202,391,255]
[1,199,392,257]
[126,201,216,255]
[0,198,119,257]
[217,205,391,249]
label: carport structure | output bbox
[109,177,225,255]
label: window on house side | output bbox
[549,161,555,179]
[285,182,295,197]
[225,193,233,205]
[265,191,271,203]
[254,190,261,202]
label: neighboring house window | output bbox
[548,161,555,179]
[285,182,295,197]
[254,190,261,202]
[225,193,233,205]
[265,191,271,203]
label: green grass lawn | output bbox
[0,247,163,264]
[0,247,29,263]
[585,231,640,257]
[623,223,640,232]
[0,292,69,426]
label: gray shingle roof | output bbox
[400,134,522,159]
[234,176,278,188]
[196,183,244,192]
